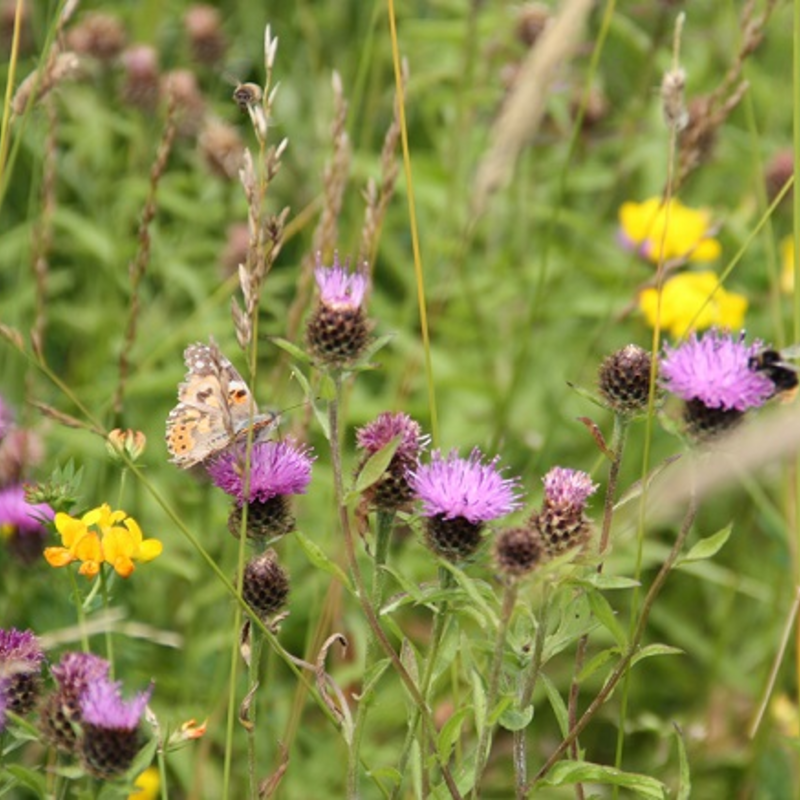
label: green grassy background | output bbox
[1,1,798,797]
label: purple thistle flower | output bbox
[0,628,44,716]
[314,254,368,310]
[0,484,53,534]
[207,440,314,505]
[52,652,111,695]
[0,627,44,671]
[411,448,522,524]
[80,677,151,731]
[356,412,428,460]
[543,467,598,512]
[660,330,774,411]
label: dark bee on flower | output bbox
[748,346,800,402]
[232,81,262,112]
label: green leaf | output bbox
[540,673,569,738]
[575,573,641,591]
[294,531,351,590]
[437,706,470,763]
[471,669,487,741]
[441,562,499,629]
[577,646,622,683]
[676,524,732,566]
[539,760,667,798]
[498,704,534,732]
[630,643,684,668]
[3,764,47,795]
[270,336,312,364]
[587,590,628,648]
[353,435,402,494]
[673,723,691,800]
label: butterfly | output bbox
[165,340,279,469]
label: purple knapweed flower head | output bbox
[307,254,371,367]
[356,412,427,460]
[542,467,598,512]
[660,330,773,412]
[0,484,54,563]
[80,678,152,731]
[207,439,314,505]
[40,652,112,752]
[411,448,522,524]
[314,253,368,310]
[412,448,523,563]
[79,677,152,779]
[355,412,428,512]
[52,652,111,696]
[531,467,598,557]
[0,627,44,716]
[208,440,314,539]
[661,330,776,439]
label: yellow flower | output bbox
[619,197,722,263]
[780,235,795,293]
[638,271,748,338]
[128,766,160,800]
[44,503,162,578]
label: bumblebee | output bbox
[749,347,800,401]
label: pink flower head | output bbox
[314,254,368,310]
[207,440,314,505]
[0,627,44,673]
[80,677,152,731]
[411,448,522,524]
[661,329,773,411]
[356,412,428,461]
[52,652,111,697]
[542,467,598,512]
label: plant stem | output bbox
[527,492,697,791]
[328,375,462,799]
[513,587,551,799]
[472,581,518,798]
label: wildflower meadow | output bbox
[2,1,800,798]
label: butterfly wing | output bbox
[166,342,256,468]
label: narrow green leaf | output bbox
[577,646,622,683]
[289,366,330,440]
[673,723,691,800]
[540,673,569,738]
[586,590,628,648]
[353,435,402,494]
[4,764,47,794]
[270,336,312,364]
[576,573,641,591]
[539,760,666,798]
[677,524,732,566]
[442,562,499,629]
[471,669,487,741]
[631,643,684,668]
[437,706,470,763]
[294,531,351,590]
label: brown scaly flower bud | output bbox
[184,4,227,65]
[765,148,793,204]
[120,44,160,112]
[530,467,597,557]
[495,526,543,578]
[242,550,290,620]
[162,68,206,138]
[598,344,654,416]
[66,12,127,64]
[306,255,371,368]
[199,117,244,180]
[515,3,550,48]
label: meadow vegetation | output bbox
[0,1,798,797]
